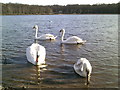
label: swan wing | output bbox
[74,62,85,77]
[84,59,92,74]
[37,44,46,65]
[26,43,37,65]
[63,36,83,44]
[37,34,56,40]
[45,34,54,37]
[74,58,88,77]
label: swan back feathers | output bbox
[74,58,92,77]
[26,43,46,65]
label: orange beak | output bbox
[36,55,39,62]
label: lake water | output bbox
[2,15,118,88]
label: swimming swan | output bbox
[60,29,86,44]
[74,58,92,84]
[26,40,46,65]
[33,25,57,40]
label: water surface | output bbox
[2,15,118,88]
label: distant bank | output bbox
[1,3,119,15]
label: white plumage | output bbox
[26,42,46,65]
[60,29,86,44]
[74,58,92,84]
[37,34,57,40]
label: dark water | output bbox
[2,15,118,88]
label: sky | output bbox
[1,0,119,5]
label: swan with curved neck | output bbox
[74,58,92,84]
[60,29,86,44]
[33,25,39,39]
[33,25,57,40]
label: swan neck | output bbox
[86,70,90,84]
[61,32,65,42]
[35,28,38,38]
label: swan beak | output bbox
[33,26,35,29]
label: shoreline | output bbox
[1,13,118,16]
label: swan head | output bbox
[33,25,38,30]
[60,29,65,33]
[59,29,65,42]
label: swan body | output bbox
[37,34,57,40]
[60,29,86,44]
[33,25,57,40]
[26,43,46,65]
[74,58,92,84]
[62,36,85,44]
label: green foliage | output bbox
[2,3,118,15]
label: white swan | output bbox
[59,29,86,44]
[74,58,92,84]
[33,25,57,40]
[26,40,46,65]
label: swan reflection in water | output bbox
[23,64,47,88]
[60,43,83,52]
[35,64,47,85]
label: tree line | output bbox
[1,3,119,15]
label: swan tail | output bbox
[55,36,57,39]
[81,40,87,44]
[82,40,86,44]
[84,40,87,43]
